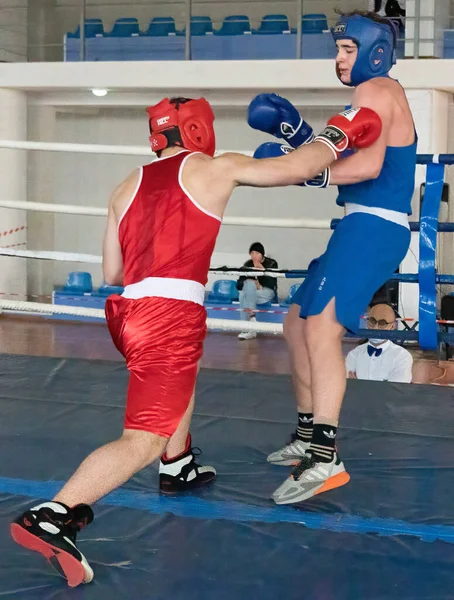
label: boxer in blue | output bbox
[248,10,416,504]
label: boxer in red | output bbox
[10,96,382,587]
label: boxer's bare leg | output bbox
[54,430,167,506]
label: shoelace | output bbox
[179,447,203,481]
[291,454,316,481]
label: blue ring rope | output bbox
[227,154,454,348]
[417,154,454,165]
[330,220,454,232]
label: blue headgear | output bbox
[332,15,397,87]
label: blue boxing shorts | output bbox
[291,212,411,332]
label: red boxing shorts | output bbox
[105,295,207,438]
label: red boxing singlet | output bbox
[118,151,221,287]
[105,150,222,437]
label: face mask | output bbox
[369,338,386,346]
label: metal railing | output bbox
[0,0,452,62]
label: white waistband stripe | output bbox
[122,277,205,305]
[345,203,409,229]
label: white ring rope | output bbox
[0,200,332,230]
[0,247,306,277]
[0,200,107,216]
[0,138,311,332]
[0,299,283,334]
[0,247,102,263]
[0,140,253,157]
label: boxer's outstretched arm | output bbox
[220,142,335,188]
[328,83,392,185]
[102,201,123,286]
[102,169,142,285]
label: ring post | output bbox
[419,162,445,350]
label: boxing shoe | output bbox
[11,501,94,587]
[267,433,310,466]
[159,435,216,494]
[272,453,350,504]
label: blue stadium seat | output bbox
[190,16,213,36]
[145,17,177,36]
[255,14,290,35]
[217,15,251,36]
[280,283,301,306]
[302,13,328,34]
[63,271,93,294]
[97,283,124,296]
[67,18,104,39]
[108,18,140,37]
[206,280,239,303]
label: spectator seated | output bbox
[63,271,93,294]
[206,279,239,303]
[255,14,290,35]
[257,290,279,308]
[216,15,251,36]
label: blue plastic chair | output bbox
[255,14,289,35]
[145,17,177,36]
[206,280,239,303]
[189,16,213,36]
[108,18,140,37]
[67,18,104,39]
[217,15,251,36]
[97,283,124,296]
[302,13,328,34]
[63,272,93,294]
[280,283,301,306]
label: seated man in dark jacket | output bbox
[236,242,278,340]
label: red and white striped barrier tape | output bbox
[0,226,26,238]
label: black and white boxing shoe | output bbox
[159,435,217,494]
[11,501,94,587]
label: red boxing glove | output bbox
[314,107,382,159]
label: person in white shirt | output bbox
[346,303,413,383]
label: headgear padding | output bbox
[332,14,397,87]
[147,97,216,156]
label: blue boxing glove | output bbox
[248,93,314,148]
[253,142,330,188]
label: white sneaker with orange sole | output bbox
[272,453,350,504]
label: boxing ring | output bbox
[2,142,454,599]
[1,144,454,353]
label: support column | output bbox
[27,106,56,300]
[27,0,60,62]
[405,0,450,58]
[399,89,450,323]
[0,90,27,301]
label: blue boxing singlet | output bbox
[336,137,417,215]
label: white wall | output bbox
[44,103,343,296]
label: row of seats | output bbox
[60,271,123,296]
[67,14,329,38]
[59,272,298,306]
[65,34,406,62]
[206,279,297,307]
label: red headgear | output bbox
[147,97,216,156]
